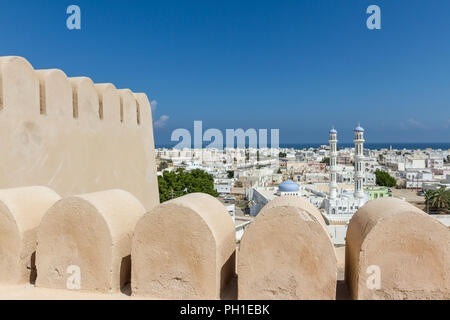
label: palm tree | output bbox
[425,187,449,214]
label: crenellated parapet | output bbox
[0,57,144,125]
[0,187,448,299]
[0,56,159,211]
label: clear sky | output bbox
[1,0,449,145]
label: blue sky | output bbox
[0,0,449,145]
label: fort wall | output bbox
[0,56,159,211]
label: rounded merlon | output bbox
[131,193,236,299]
[36,189,145,293]
[238,197,337,300]
[0,186,61,285]
[345,197,450,299]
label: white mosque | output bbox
[277,179,301,196]
[322,125,369,217]
[248,124,369,220]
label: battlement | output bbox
[0,56,159,210]
[0,57,148,126]
[0,188,448,300]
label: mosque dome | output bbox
[329,128,337,134]
[278,180,299,192]
[354,125,364,132]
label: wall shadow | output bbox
[28,251,37,285]
[220,251,237,300]
[120,255,132,296]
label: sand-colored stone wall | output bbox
[132,193,236,299]
[345,197,450,300]
[0,56,159,211]
[0,186,61,285]
[0,186,448,300]
[238,196,337,300]
[36,190,145,293]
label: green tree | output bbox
[227,170,235,179]
[279,152,287,158]
[321,157,330,165]
[375,170,397,187]
[158,168,219,203]
[425,187,450,214]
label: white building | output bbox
[214,184,231,194]
[403,169,435,189]
[323,125,368,219]
[277,179,301,196]
[336,166,376,185]
[247,180,308,216]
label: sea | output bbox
[156,142,450,151]
[279,143,450,151]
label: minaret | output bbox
[329,127,338,200]
[354,124,365,200]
